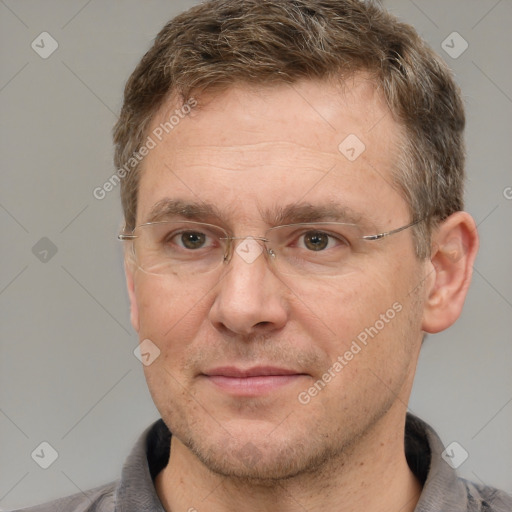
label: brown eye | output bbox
[303,231,330,251]
[179,231,207,249]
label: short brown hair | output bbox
[113,0,465,258]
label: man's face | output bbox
[126,77,428,479]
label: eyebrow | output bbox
[266,202,365,226]
[147,198,225,224]
[146,198,368,228]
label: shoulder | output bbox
[460,479,512,512]
[405,414,512,512]
[9,481,116,512]
[10,419,169,512]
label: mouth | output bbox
[200,366,309,396]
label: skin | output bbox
[124,76,479,512]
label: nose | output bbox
[208,237,288,338]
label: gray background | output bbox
[1,0,511,509]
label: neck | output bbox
[155,408,422,512]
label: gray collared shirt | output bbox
[13,414,512,511]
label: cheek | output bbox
[296,271,392,337]
[134,276,210,413]
[299,263,418,370]
[134,274,208,356]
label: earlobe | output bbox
[125,258,140,333]
[421,212,479,334]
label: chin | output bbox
[183,427,337,483]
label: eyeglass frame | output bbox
[118,218,424,270]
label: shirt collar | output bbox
[114,420,168,511]
[405,414,469,511]
[114,414,469,511]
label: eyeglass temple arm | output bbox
[362,219,423,241]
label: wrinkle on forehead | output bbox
[162,140,340,173]
[142,77,400,185]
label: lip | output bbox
[203,366,303,378]
[201,366,308,396]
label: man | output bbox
[16,0,511,510]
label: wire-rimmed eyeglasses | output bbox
[118,219,423,277]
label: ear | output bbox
[124,251,140,333]
[421,212,479,334]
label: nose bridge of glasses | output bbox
[221,235,271,264]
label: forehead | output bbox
[137,76,407,226]
[152,75,397,154]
